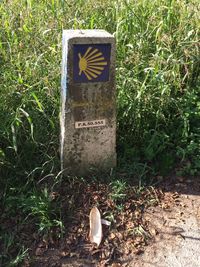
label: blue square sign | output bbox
[73,44,111,83]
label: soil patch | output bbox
[130,176,200,267]
[2,176,199,267]
[23,180,165,266]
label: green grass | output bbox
[0,0,200,265]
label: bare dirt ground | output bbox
[25,175,200,267]
[130,176,200,267]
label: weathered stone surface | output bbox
[60,30,116,176]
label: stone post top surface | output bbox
[63,29,114,39]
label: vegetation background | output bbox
[0,0,199,265]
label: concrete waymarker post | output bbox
[60,30,116,175]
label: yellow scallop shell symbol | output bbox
[78,47,107,81]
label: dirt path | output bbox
[130,180,200,267]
